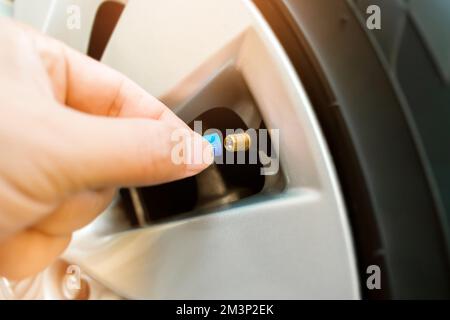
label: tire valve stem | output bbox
[224,132,251,152]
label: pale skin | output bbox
[0,19,212,280]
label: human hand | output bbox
[0,18,212,280]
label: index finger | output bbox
[28,24,187,128]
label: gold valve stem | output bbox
[224,132,251,152]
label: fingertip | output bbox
[183,132,214,175]
[202,136,215,165]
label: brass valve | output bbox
[224,132,251,152]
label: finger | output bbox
[28,25,187,128]
[0,229,71,280]
[58,110,213,190]
[34,188,116,236]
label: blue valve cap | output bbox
[203,133,222,157]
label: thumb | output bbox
[59,110,213,191]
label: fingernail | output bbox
[185,133,214,172]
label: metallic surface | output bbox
[224,132,251,152]
[15,0,360,299]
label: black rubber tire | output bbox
[254,0,450,299]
